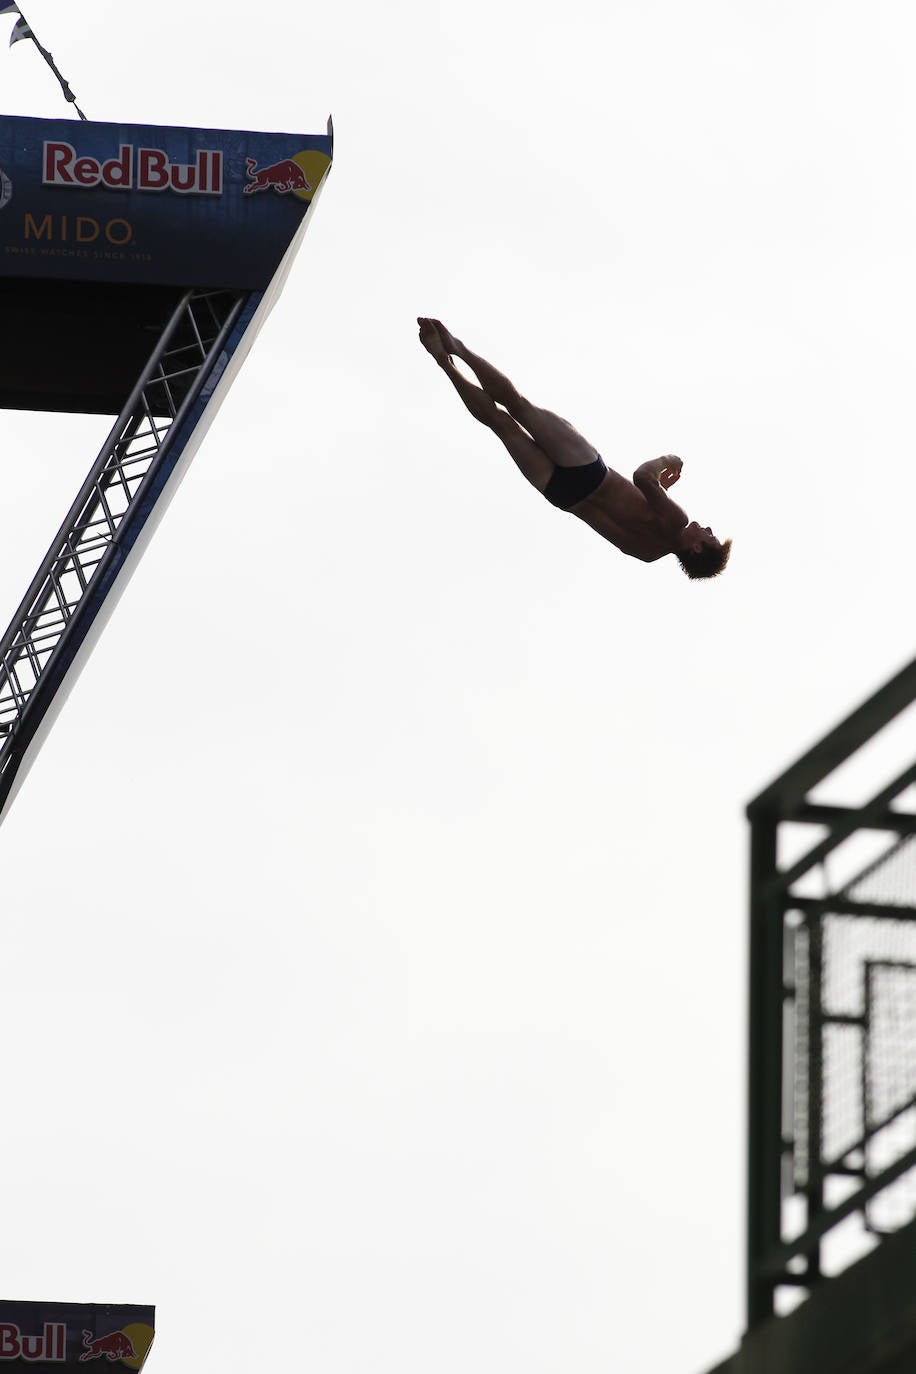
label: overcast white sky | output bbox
[2,3,916,1372]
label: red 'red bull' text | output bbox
[43,142,223,196]
[0,1322,66,1362]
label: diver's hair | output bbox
[677,538,732,580]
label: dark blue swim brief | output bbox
[543,456,607,510]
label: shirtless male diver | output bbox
[418,318,730,578]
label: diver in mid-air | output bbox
[418,318,730,579]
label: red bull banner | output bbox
[0,1302,154,1371]
[0,113,332,290]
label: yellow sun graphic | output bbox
[119,1323,155,1371]
[290,150,332,203]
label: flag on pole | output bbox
[3,5,86,117]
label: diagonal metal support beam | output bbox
[748,656,916,819]
[761,761,916,900]
[0,286,248,813]
[758,1141,916,1279]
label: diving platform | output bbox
[0,112,332,822]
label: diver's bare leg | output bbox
[429,319,599,468]
[419,317,553,492]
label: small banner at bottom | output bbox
[0,1301,154,1370]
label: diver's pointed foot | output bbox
[418,316,450,365]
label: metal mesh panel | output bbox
[847,833,916,906]
[822,1019,863,1164]
[790,918,811,1188]
[785,838,916,1233]
[864,961,916,1233]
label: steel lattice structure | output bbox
[747,658,916,1326]
[0,287,247,816]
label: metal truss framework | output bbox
[0,286,248,814]
[746,658,916,1327]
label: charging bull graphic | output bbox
[244,156,312,195]
[79,1328,137,1362]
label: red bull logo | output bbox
[79,1329,136,1363]
[0,1322,66,1362]
[244,156,312,196]
[43,141,224,196]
